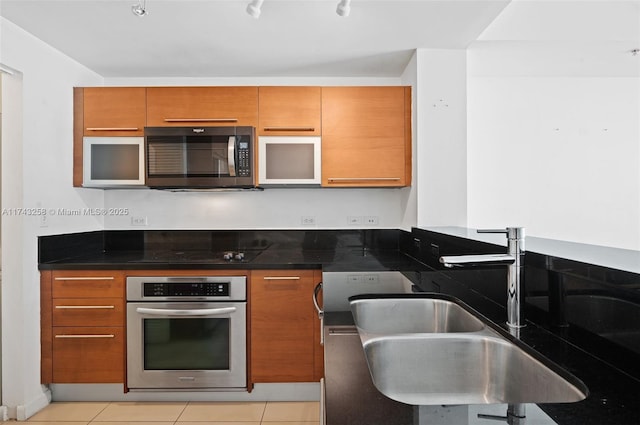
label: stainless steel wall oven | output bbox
[126,276,247,391]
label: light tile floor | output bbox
[1,401,320,425]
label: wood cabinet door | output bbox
[250,270,317,383]
[82,87,146,137]
[258,86,321,136]
[52,326,124,383]
[146,87,258,127]
[321,86,411,187]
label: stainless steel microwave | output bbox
[83,137,146,188]
[145,126,255,189]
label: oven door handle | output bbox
[135,307,237,316]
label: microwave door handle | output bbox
[136,307,237,316]
[228,136,237,177]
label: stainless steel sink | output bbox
[350,296,485,334]
[363,334,587,405]
[349,294,589,406]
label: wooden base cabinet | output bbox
[41,270,125,384]
[250,269,323,384]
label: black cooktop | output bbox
[130,250,261,264]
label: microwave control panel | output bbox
[237,139,251,177]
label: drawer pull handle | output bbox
[54,276,115,281]
[55,305,115,310]
[55,334,115,339]
[263,127,315,132]
[164,118,238,123]
[327,177,401,182]
[85,127,139,131]
[263,276,301,281]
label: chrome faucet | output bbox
[439,227,525,329]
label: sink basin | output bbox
[349,294,589,406]
[350,295,485,334]
[363,334,587,405]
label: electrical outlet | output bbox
[348,216,363,225]
[301,216,316,225]
[131,216,148,226]
[364,216,379,226]
[347,274,364,284]
[364,274,379,284]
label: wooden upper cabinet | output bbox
[146,87,258,127]
[258,86,321,136]
[321,86,412,187]
[81,87,146,137]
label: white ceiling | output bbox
[0,0,512,78]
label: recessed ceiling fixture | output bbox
[131,0,149,17]
[246,0,264,19]
[336,0,351,17]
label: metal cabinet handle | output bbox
[163,118,238,123]
[328,327,359,336]
[313,282,324,346]
[327,177,401,182]
[263,276,301,280]
[85,127,139,131]
[55,334,115,339]
[55,305,115,309]
[54,276,115,281]
[136,307,237,316]
[263,127,315,132]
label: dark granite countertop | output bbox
[38,229,417,272]
[37,247,418,271]
[329,269,640,425]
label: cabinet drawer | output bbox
[53,298,124,327]
[52,271,124,298]
[52,326,124,383]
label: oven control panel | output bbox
[144,282,229,297]
[126,276,247,301]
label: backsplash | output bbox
[404,227,640,380]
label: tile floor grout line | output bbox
[174,400,190,423]
[89,401,112,423]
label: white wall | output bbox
[0,17,104,419]
[410,49,468,228]
[466,1,640,250]
[104,187,407,230]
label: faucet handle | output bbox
[477,227,525,240]
[477,228,509,234]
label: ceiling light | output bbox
[131,0,148,17]
[246,0,264,19]
[336,0,351,17]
